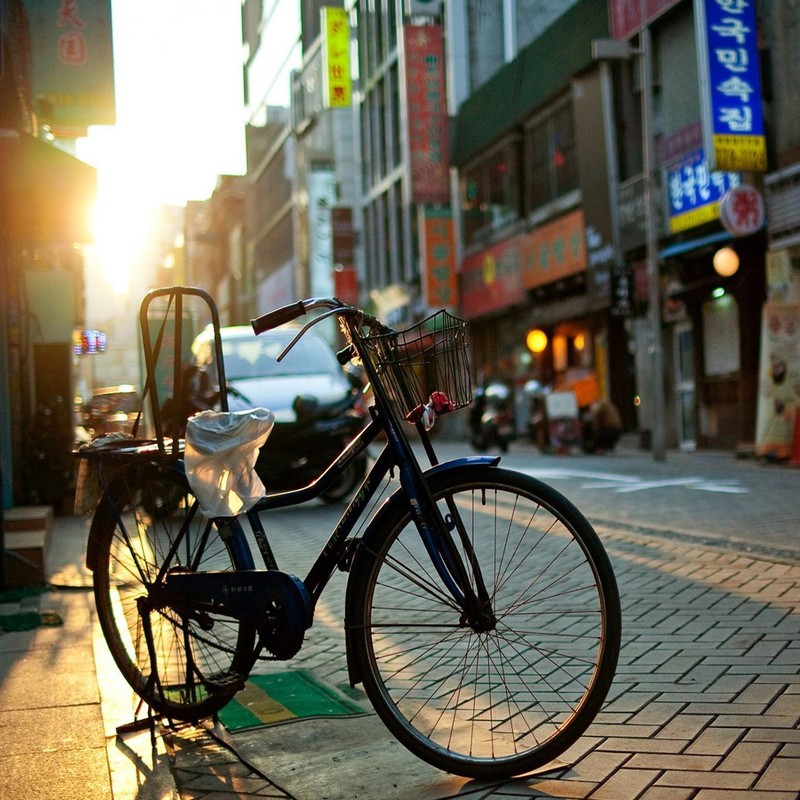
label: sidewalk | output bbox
[0,514,115,800]
[1,445,798,799]
[1,512,193,800]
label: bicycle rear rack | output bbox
[138,286,229,457]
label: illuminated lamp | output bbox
[526,329,548,354]
[713,246,739,277]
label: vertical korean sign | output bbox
[322,6,351,108]
[404,24,449,205]
[25,0,115,136]
[421,207,458,309]
[695,0,766,172]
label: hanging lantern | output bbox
[713,246,739,277]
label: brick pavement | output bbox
[166,500,800,800]
[86,458,800,799]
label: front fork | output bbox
[425,498,497,632]
[396,433,496,632]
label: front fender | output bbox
[343,455,500,687]
[423,454,501,475]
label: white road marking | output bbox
[519,468,749,494]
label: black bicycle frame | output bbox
[238,368,491,616]
[245,414,385,602]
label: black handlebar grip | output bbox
[251,301,307,334]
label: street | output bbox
[482,440,800,560]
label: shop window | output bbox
[526,99,578,211]
[461,138,521,245]
[703,293,740,376]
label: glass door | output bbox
[674,322,696,451]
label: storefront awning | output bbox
[0,131,96,243]
[659,230,732,260]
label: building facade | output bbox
[1,0,100,510]
[447,0,797,454]
[229,0,798,456]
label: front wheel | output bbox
[347,465,621,779]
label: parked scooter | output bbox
[524,383,583,453]
[523,379,621,454]
[469,381,515,453]
[253,390,368,503]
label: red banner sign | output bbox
[404,25,449,204]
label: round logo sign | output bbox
[720,184,765,237]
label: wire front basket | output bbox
[361,310,473,419]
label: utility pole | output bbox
[592,16,667,462]
[640,22,666,462]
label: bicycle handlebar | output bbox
[250,300,307,334]
[250,297,387,364]
[251,298,387,338]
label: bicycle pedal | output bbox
[204,670,246,695]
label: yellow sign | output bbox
[669,202,721,234]
[322,7,351,108]
[713,135,767,173]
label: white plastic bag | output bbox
[185,408,275,517]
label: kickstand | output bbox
[116,696,166,751]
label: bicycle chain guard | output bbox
[160,569,313,660]
[257,572,314,660]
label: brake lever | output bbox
[276,307,347,362]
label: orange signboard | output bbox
[422,207,458,309]
[521,210,586,289]
[461,210,586,318]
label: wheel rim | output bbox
[360,478,618,772]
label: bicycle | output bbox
[79,287,621,780]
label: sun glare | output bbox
[75,1,246,294]
[91,175,152,294]
[79,129,155,294]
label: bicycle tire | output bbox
[91,461,258,722]
[348,464,621,779]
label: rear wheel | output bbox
[348,465,621,779]
[91,462,257,722]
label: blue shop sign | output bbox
[667,149,741,233]
[697,0,767,171]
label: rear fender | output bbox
[343,455,500,687]
[85,496,110,572]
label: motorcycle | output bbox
[252,390,369,503]
[523,379,621,455]
[469,381,515,453]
